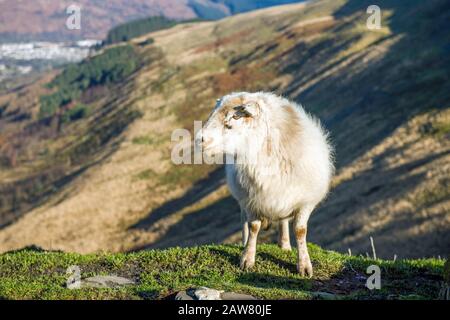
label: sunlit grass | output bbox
[0,244,444,300]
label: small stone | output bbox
[221,292,257,300]
[194,287,224,300]
[311,291,339,300]
[173,287,257,300]
[80,275,134,288]
[175,291,194,300]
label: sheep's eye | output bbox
[232,105,252,120]
[225,123,232,129]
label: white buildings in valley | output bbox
[0,40,102,82]
[0,40,101,62]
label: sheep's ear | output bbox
[245,101,260,116]
[214,98,222,109]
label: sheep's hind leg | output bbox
[278,218,291,251]
[294,206,314,277]
[241,208,249,247]
[240,213,261,270]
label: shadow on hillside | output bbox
[309,149,450,258]
[129,166,243,250]
[133,196,240,250]
[0,139,123,229]
[356,211,450,260]
[131,166,226,230]
[280,0,450,168]
[154,196,239,248]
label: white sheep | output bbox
[196,92,334,277]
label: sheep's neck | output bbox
[235,141,292,182]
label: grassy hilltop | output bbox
[0,244,445,300]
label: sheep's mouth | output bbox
[202,145,227,158]
[195,140,216,154]
[202,145,219,154]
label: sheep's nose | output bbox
[195,133,206,147]
[202,137,214,148]
[195,130,213,149]
[197,135,213,149]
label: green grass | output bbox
[134,168,158,181]
[432,121,450,139]
[420,117,450,140]
[61,103,90,124]
[105,16,177,44]
[0,244,445,300]
[131,135,165,146]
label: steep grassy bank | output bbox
[0,244,445,300]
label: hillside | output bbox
[0,244,445,300]
[0,0,449,259]
[0,0,304,42]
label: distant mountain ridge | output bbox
[0,0,304,42]
[188,0,305,19]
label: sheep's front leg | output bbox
[240,215,261,270]
[294,206,314,277]
[240,208,249,246]
[278,218,291,251]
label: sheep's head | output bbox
[196,92,264,158]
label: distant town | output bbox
[0,40,101,82]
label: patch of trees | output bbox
[105,16,206,45]
[39,45,140,120]
[0,103,8,118]
[105,16,177,44]
[61,104,90,123]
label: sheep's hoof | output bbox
[279,243,292,251]
[297,259,313,278]
[240,253,255,270]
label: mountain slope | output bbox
[0,0,304,42]
[0,0,448,258]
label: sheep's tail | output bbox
[261,217,271,231]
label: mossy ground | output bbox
[0,244,444,300]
